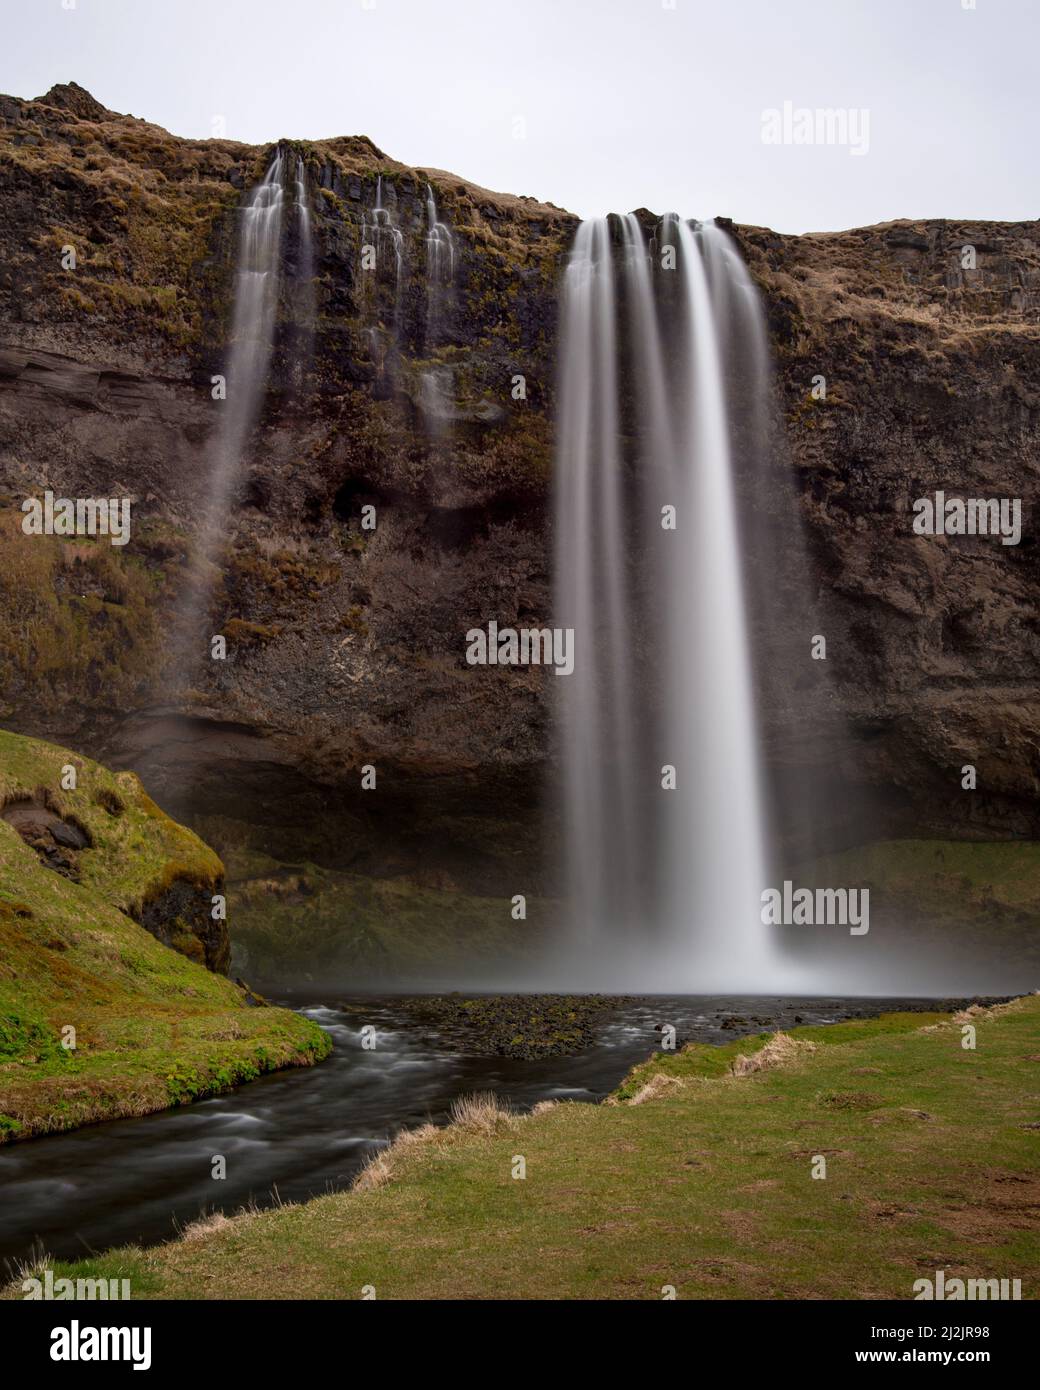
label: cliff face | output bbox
[735,219,1040,844]
[1,83,1038,891]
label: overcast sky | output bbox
[0,0,1035,233]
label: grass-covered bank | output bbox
[23,996,1039,1299]
[0,730,330,1141]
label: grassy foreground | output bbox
[24,996,1039,1300]
[0,730,329,1141]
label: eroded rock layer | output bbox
[1,83,1038,892]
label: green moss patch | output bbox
[0,730,330,1142]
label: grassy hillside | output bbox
[0,730,330,1141]
[26,996,1039,1299]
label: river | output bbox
[0,993,965,1269]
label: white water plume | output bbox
[168,153,287,679]
[295,155,313,283]
[292,154,316,388]
[364,174,403,298]
[553,213,790,991]
[424,182,455,343]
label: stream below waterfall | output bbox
[0,993,977,1268]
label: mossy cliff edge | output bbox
[0,728,330,1143]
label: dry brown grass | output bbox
[180,1212,234,1242]
[352,1122,442,1192]
[730,1031,817,1077]
[352,1097,516,1194]
[449,1090,515,1135]
[626,1073,683,1106]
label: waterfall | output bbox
[292,154,316,390]
[295,155,313,284]
[554,220,643,947]
[424,183,455,284]
[424,182,455,340]
[421,183,456,434]
[361,175,404,382]
[553,213,786,991]
[216,153,286,482]
[364,175,403,301]
[168,153,287,678]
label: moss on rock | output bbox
[0,729,330,1142]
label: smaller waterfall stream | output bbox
[168,154,287,680]
[364,176,403,306]
[289,154,317,393]
[420,183,456,436]
[424,182,455,341]
[360,175,404,386]
[295,155,313,284]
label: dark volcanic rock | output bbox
[135,876,230,975]
[398,993,628,1058]
[0,85,1038,889]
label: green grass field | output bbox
[19,995,1038,1300]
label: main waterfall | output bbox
[553,213,786,991]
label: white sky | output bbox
[0,0,1035,233]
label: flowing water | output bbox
[359,174,405,387]
[420,183,456,434]
[363,176,404,309]
[168,153,287,676]
[294,155,313,287]
[291,153,316,386]
[0,994,955,1268]
[554,214,784,991]
[424,182,455,342]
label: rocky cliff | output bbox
[1,82,1038,901]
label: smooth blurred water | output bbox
[553,216,784,990]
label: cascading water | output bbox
[295,155,313,283]
[168,153,287,679]
[553,213,787,991]
[420,182,456,436]
[291,154,316,384]
[364,176,403,303]
[554,219,642,947]
[212,153,286,508]
[423,182,455,339]
[360,175,404,384]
